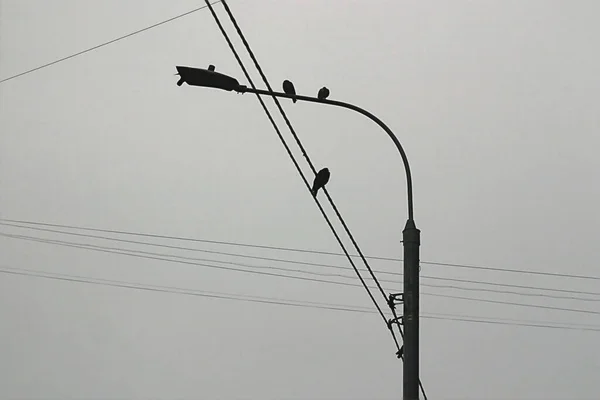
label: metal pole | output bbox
[237,85,420,399]
[403,218,420,399]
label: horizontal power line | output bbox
[0,232,372,291]
[3,218,598,281]
[422,275,600,298]
[3,221,600,299]
[0,266,371,314]
[2,265,599,333]
[3,231,600,317]
[2,230,599,303]
[0,2,220,83]
[1,222,378,273]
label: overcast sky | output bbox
[1,1,600,399]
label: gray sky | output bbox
[1,1,599,399]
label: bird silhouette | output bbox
[317,87,330,100]
[283,80,297,103]
[311,167,330,197]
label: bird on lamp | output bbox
[317,87,330,100]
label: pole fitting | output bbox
[387,316,403,331]
[388,293,404,309]
[396,345,404,360]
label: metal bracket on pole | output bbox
[387,316,404,331]
[388,293,404,310]
[396,345,404,360]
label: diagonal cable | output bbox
[218,0,389,302]
[0,2,222,84]
[202,0,388,323]
[218,2,427,396]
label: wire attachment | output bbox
[387,292,403,310]
[396,345,404,359]
[387,316,403,331]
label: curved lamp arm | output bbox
[237,86,414,221]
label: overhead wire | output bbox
[0,266,372,314]
[201,0,392,330]
[3,265,600,332]
[4,222,597,302]
[0,2,222,84]
[1,221,381,272]
[4,230,599,308]
[1,232,373,290]
[3,231,599,316]
[5,219,600,293]
[218,0,390,302]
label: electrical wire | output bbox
[0,232,372,290]
[1,221,383,272]
[0,2,222,84]
[5,231,600,316]
[5,218,600,295]
[0,266,372,314]
[3,223,599,303]
[218,0,389,302]
[201,0,389,325]
[6,226,595,302]
[3,265,599,333]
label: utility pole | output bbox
[173,65,422,399]
[403,219,420,399]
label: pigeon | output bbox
[283,79,297,103]
[317,87,330,100]
[311,167,330,197]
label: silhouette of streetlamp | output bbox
[175,64,421,400]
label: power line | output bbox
[201,0,390,327]
[6,232,599,327]
[430,292,600,316]
[4,229,599,303]
[415,282,600,302]
[421,314,600,332]
[423,311,600,330]
[11,266,381,311]
[422,275,600,298]
[0,266,372,314]
[3,221,600,301]
[0,230,394,287]
[420,260,600,281]
[218,0,392,305]
[3,265,599,334]
[0,221,381,272]
[5,218,599,283]
[0,232,370,290]
[0,2,221,84]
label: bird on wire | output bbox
[311,168,330,197]
[283,79,297,103]
[317,87,330,100]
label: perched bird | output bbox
[317,87,330,100]
[283,79,297,103]
[311,167,330,197]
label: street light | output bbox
[175,64,421,400]
[175,65,241,90]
